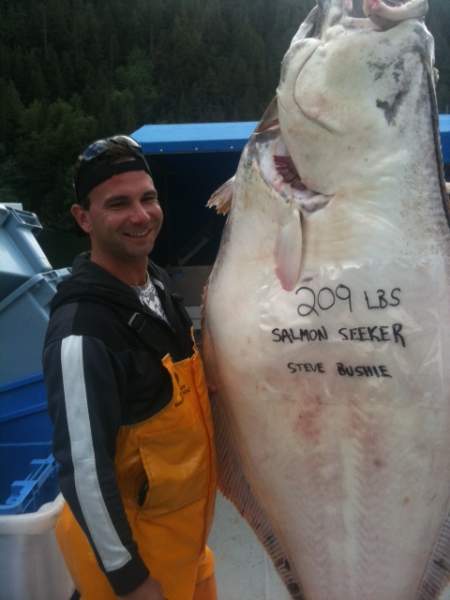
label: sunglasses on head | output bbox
[74,135,152,204]
[78,135,143,163]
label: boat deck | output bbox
[209,494,291,600]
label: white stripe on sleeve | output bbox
[61,335,132,572]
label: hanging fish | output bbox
[203,0,450,598]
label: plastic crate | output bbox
[0,268,70,385]
[0,444,58,515]
[0,375,51,442]
[0,204,52,300]
[0,374,56,514]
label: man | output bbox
[43,135,217,600]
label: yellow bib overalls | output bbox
[55,344,217,599]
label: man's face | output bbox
[72,170,163,263]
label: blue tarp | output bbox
[440,115,450,164]
[133,118,450,163]
[133,122,257,154]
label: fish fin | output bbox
[275,207,302,291]
[207,177,234,215]
[210,389,304,600]
[417,511,450,599]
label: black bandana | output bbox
[75,156,152,202]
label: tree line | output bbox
[0,0,449,228]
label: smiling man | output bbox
[43,136,217,600]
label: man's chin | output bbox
[122,247,153,259]
[122,236,156,255]
[106,244,152,263]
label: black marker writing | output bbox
[364,287,402,310]
[287,362,326,374]
[295,284,352,318]
[336,362,392,378]
[338,323,406,347]
[272,327,328,344]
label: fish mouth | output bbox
[273,155,307,192]
[361,0,428,29]
[319,0,428,25]
[252,129,332,215]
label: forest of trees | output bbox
[0,0,449,228]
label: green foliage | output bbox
[0,153,27,205]
[0,0,448,226]
[15,99,97,222]
[0,79,23,150]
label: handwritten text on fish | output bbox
[295,285,401,317]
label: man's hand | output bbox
[119,576,166,600]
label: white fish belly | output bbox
[205,166,450,599]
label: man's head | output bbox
[73,135,153,208]
[71,135,163,281]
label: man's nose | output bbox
[130,202,152,223]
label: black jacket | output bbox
[43,253,194,595]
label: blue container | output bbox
[0,375,52,443]
[0,375,58,514]
[440,114,450,165]
[0,268,70,385]
[0,444,58,515]
[0,204,52,300]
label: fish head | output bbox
[277,0,433,196]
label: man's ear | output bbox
[71,204,92,234]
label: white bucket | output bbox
[0,494,74,600]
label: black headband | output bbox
[75,156,152,203]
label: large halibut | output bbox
[203,1,450,598]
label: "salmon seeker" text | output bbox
[272,323,406,348]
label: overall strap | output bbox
[126,310,170,360]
